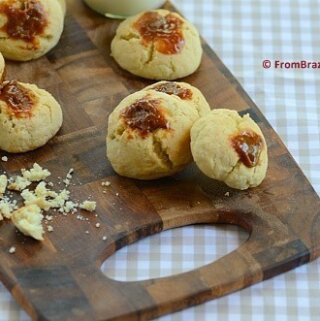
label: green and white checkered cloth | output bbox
[0,1,319,320]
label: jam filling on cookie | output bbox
[134,11,185,55]
[0,81,35,118]
[122,97,169,137]
[231,131,263,168]
[152,82,193,100]
[0,0,48,47]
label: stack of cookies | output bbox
[106,81,268,190]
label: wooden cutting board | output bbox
[0,1,319,320]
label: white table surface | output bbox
[0,0,319,320]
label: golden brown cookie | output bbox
[191,109,268,190]
[0,81,63,153]
[0,0,64,61]
[111,9,202,80]
[107,90,198,179]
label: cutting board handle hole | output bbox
[101,224,248,281]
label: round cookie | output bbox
[111,9,203,80]
[0,52,5,81]
[107,90,198,180]
[191,109,268,190]
[0,80,63,153]
[144,81,210,117]
[0,0,64,61]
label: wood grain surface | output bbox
[0,1,319,320]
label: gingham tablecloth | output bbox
[1,1,319,320]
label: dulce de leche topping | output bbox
[0,0,48,47]
[152,82,193,100]
[0,81,35,118]
[122,97,169,137]
[134,11,185,55]
[231,130,263,168]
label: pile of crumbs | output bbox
[0,162,98,247]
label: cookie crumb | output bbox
[8,176,31,191]
[66,168,74,178]
[102,236,107,241]
[11,205,44,241]
[8,246,16,254]
[1,164,98,242]
[0,174,8,197]
[101,181,111,187]
[1,156,8,162]
[224,192,230,197]
[21,163,51,182]
[80,201,96,212]
[63,201,78,214]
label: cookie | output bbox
[0,81,63,153]
[191,109,268,190]
[111,9,202,80]
[0,0,64,61]
[107,90,198,180]
[144,81,210,117]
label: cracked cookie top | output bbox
[121,96,170,138]
[0,81,36,118]
[0,0,48,48]
[107,90,199,180]
[111,9,203,80]
[133,11,185,55]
